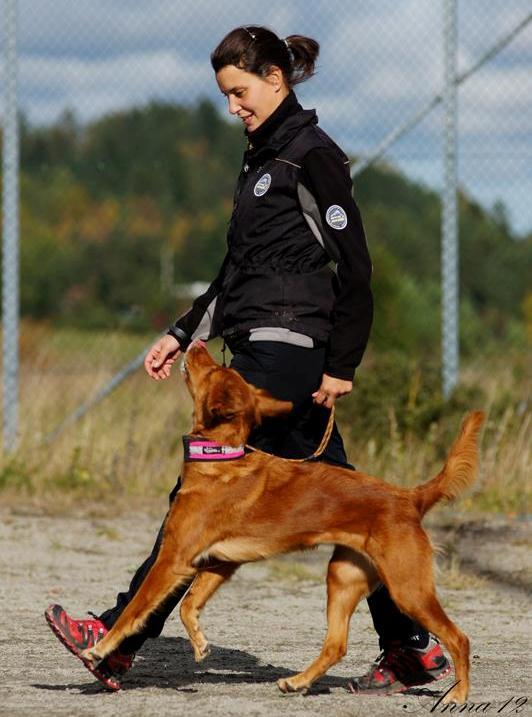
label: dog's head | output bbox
[182,341,293,443]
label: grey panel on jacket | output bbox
[249,327,314,347]
[191,296,218,341]
[296,182,341,265]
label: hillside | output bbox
[2,99,529,354]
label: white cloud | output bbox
[18,50,212,123]
[459,67,532,136]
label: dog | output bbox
[82,340,484,704]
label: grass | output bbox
[436,554,486,591]
[0,321,529,516]
[95,524,121,541]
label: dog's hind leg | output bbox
[371,531,470,704]
[180,562,240,662]
[277,546,379,693]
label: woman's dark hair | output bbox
[211,26,319,87]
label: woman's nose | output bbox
[227,96,240,115]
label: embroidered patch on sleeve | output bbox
[326,205,348,230]
[254,173,272,197]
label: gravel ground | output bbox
[0,506,530,717]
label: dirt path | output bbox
[0,507,530,717]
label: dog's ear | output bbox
[253,388,293,419]
[206,382,242,422]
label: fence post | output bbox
[441,0,459,398]
[2,0,20,452]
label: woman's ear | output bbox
[265,65,284,90]
[253,387,293,419]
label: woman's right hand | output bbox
[144,334,182,380]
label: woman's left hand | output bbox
[312,373,353,409]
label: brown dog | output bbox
[82,341,484,703]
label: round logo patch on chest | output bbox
[326,205,348,230]
[254,173,272,197]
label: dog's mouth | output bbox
[181,339,207,385]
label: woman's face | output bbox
[216,64,289,133]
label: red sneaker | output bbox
[45,603,134,691]
[347,636,452,695]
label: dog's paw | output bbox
[440,680,467,705]
[277,677,306,694]
[80,647,102,668]
[193,640,210,663]
[441,691,467,706]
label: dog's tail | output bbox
[412,411,485,517]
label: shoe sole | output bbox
[347,678,409,696]
[403,662,453,687]
[44,606,121,691]
[347,662,452,696]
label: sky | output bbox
[1,0,531,234]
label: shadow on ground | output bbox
[32,635,449,700]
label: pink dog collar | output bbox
[183,435,246,462]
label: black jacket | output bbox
[169,91,373,380]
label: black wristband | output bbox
[166,326,191,350]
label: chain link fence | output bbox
[1,1,531,493]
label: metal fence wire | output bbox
[1,0,531,453]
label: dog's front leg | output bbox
[80,487,223,668]
[180,562,240,662]
[81,551,197,668]
[81,549,197,666]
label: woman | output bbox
[45,25,449,695]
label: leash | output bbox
[221,338,227,367]
[245,405,335,463]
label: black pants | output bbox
[99,339,427,653]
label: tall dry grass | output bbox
[0,322,529,515]
[342,352,530,516]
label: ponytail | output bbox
[283,35,319,85]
